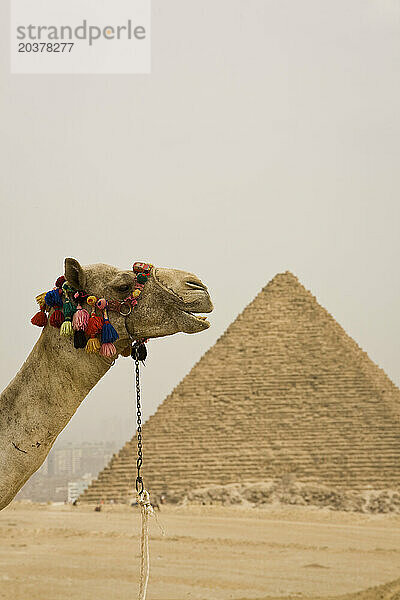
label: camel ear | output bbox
[64,258,87,290]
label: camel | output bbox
[0,258,213,511]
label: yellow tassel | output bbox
[60,320,73,337]
[35,292,47,309]
[86,337,101,353]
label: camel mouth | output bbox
[182,310,211,329]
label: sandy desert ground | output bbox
[0,502,399,600]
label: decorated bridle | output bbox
[31,261,153,358]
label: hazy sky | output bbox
[0,0,399,447]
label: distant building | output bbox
[68,474,93,503]
[47,442,116,477]
[17,441,117,503]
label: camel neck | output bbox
[0,326,111,509]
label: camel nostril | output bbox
[186,280,207,291]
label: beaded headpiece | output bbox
[31,262,153,358]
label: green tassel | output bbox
[60,319,73,337]
[63,300,76,319]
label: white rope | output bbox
[137,489,153,600]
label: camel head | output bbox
[64,258,213,350]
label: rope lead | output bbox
[137,489,153,600]
[133,341,152,600]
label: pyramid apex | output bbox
[262,270,304,292]
[271,270,300,282]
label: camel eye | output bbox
[118,284,130,293]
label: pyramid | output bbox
[81,272,400,503]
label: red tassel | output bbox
[85,314,103,337]
[55,276,66,289]
[31,309,48,327]
[50,309,64,328]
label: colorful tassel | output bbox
[44,287,64,328]
[63,299,76,320]
[60,284,76,337]
[86,297,103,335]
[72,301,89,331]
[31,308,48,327]
[86,314,103,337]
[56,276,66,289]
[31,288,52,327]
[49,309,64,328]
[101,319,119,343]
[86,337,101,353]
[100,342,117,357]
[96,299,119,357]
[96,300,119,343]
[74,329,87,349]
[35,292,47,309]
[45,289,63,308]
[85,296,103,353]
[60,319,73,337]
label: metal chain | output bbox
[134,347,144,495]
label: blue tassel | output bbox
[101,319,119,344]
[45,289,63,308]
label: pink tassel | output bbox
[100,342,117,357]
[72,303,89,331]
